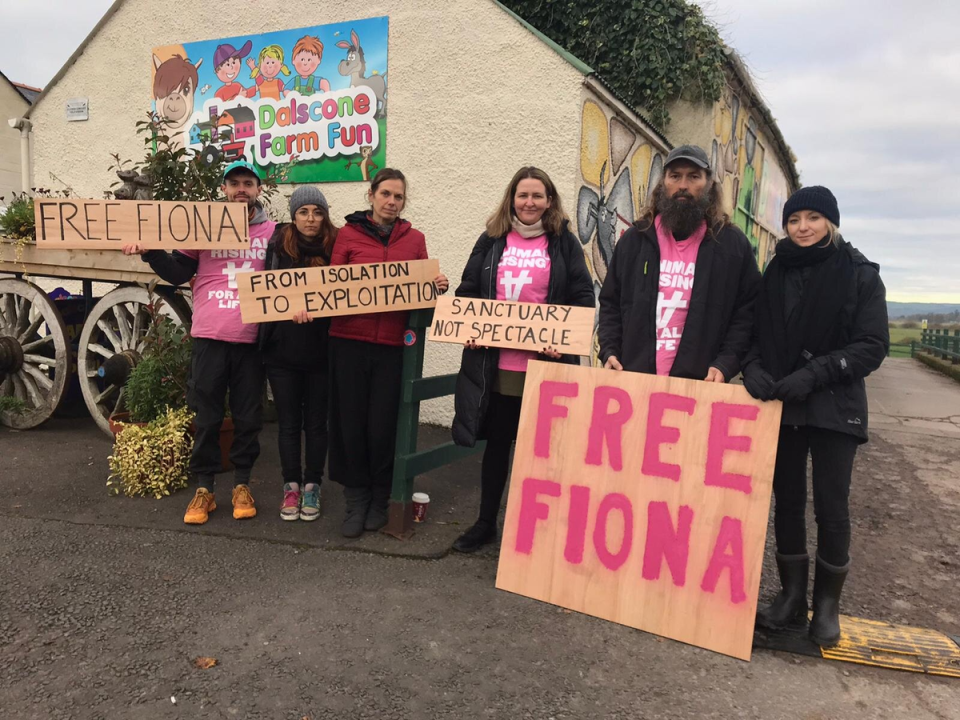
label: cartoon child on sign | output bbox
[213,40,252,101]
[289,36,331,97]
[246,45,290,100]
[152,54,202,150]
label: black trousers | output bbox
[478,392,523,526]
[772,425,859,566]
[266,364,329,486]
[187,337,264,489]
[327,337,402,490]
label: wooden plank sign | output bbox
[428,296,595,356]
[496,362,782,660]
[34,199,250,250]
[237,259,441,323]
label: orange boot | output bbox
[184,488,217,525]
[232,484,257,520]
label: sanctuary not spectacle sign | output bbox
[237,259,440,323]
[495,362,782,661]
[34,199,250,250]
[428,296,595,356]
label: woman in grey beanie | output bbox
[260,186,338,522]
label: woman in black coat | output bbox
[451,167,596,552]
[742,186,889,647]
[260,187,337,523]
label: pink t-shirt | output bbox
[178,219,276,344]
[496,231,551,372]
[655,216,706,375]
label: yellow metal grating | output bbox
[821,616,960,678]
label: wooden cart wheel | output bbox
[0,279,71,430]
[78,286,190,436]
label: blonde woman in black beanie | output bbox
[741,186,889,647]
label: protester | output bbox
[598,144,760,382]
[450,166,595,553]
[327,169,449,537]
[742,186,888,647]
[260,187,337,522]
[122,160,276,524]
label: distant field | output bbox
[888,325,920,357]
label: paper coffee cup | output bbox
[412,492,430,523]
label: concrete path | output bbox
[869,358,960,439]
[1,357,958,719]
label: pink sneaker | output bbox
[280,483,301,521]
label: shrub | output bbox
[107,406,194,498]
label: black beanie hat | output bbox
[782,186,840,228]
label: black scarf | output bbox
[757,236,853,379]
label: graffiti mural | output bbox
[711,87,790,266]
[576,92,665,361]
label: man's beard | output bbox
[659,190,710,237]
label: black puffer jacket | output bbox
[597,221,761,380]
[451,223,595,447]
[257,224,331,372]
[744,241,888,442]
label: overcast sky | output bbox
[1,0,957,302]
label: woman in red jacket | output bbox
[327,168,449,537]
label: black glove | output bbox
[772,367,818,403]
[741,363,776,400]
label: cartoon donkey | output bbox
[336,30,386,118]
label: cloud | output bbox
[699,0,960,301]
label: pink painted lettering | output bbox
[704,402,760,494]
[534,381,579,459]
[585,385,633,471]
[641,392,697,482]
[564,485,591,564]
[641,502,693,587]
[592,493,634,571]
[700,516,747,603]
[515,477,561,555]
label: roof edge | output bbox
[24,0,128,119]
[492,0,593,75]
[723,48,800,190]
[0,69,33,106]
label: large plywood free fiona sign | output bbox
[237,259,441,323]
[496,362,782,661]
[429,296,595,356]
[34,199,250,250]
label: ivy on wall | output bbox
[501,0,727,128]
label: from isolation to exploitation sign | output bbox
[237,259,441,323]
[495,362,783,661]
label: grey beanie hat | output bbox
[289,186,329,218]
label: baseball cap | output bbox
[664,144,710,170]
[223,160,262,185]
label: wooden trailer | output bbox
[0,238,189,433]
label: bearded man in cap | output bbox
[598,144,761,381]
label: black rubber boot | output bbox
[809,555,849,648]
[364,484,391,532]
[452,521,497,553]
[756,553,809,630]
[341,487,371,538]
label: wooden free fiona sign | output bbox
[237,259,441,323]
[429,297,595,356]
[34,199,250,250]
[496,362,782,661]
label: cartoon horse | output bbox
[336,30,386,117]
